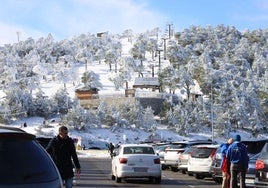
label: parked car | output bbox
[255,141,268,187]
[187,144,219,179]
[0,125,62,188]
[244,153,260,187]
[163,140,214,171]
[177,146,196,174]
[154,143,171,169]
[211,139,267,183]
[111,144,161,184]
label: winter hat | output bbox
[234,134,241,142]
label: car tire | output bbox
[171,167,178,172]
[161,165,167,170]
[213,177,222,184]
[194,173,205,179]
[115,176,122,183]
[188,171,193,176]
[155,177,161,184]
[111,175,115,180]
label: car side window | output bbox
[123,147,132,154]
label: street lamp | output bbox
[206,66,215,142]
[211,81,214,142]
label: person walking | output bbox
[226,134,249,188]
[46,126,81,188]
[108,142,115,158]
[220,138,233,188]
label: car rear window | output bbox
[191,147,215,158]
[123,146,155,154]
[259,143,268,159]
[0,137,59,184]
[171,143,188,149]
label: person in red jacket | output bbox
[220,138,233,188]
[46,126,81,188]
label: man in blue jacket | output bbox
[226,134,249,188]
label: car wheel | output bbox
[194,173,205,179]
[187,171,193,176]
[115,176,122,183]
[161,165,167,170]
[155,177,161,184]
[171,167,178,172]
[181,170,186,174]
[213,177,222,184]
[111,175,115,180]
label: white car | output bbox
[187,144,219,179]
[111,144,162,184]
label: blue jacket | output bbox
[226,141,249,169]
[220,143,229,168]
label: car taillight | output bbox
[119,158,128,164]
[210,149,216,159]
[154,158,161,164]
[256,159,265,170]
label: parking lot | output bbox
[74,153,222,188]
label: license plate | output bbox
[245,178,254,184]
[133,167,148,172]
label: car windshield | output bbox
[0,137,59,184]
[123,146,155,154]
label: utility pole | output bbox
[157,49,162,72]
[16,31,21,42]
[166,23,173,39]
[162,38,167,60]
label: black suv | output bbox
[0,126,62,188]
[255,141,268,187]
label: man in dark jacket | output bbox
[226,134,249,188]
[46,126,81,188]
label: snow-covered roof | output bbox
[133,77,160,89]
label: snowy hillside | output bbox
[1,28,268,148]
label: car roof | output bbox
[0,125,35,139]
[120,144,154,147]
[172,140,213,144]
[0,125,27,133]
[192,144,219,148]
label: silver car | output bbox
[111,144,162,184]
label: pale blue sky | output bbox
[1,0,268,45]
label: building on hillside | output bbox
[132,77,160,92]
[75,87,99,109]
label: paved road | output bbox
[72,153,221,188]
